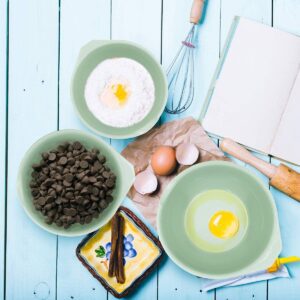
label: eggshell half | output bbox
[176,143,199,165]
[134,169,158,195]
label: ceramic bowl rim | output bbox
[157,160,281,279]
[70,40,168,139]
[17,129,135,237]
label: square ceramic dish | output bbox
[17,129,135,237]
[158,161,282,279]
[71,40,168,139]
[76,206,164,298]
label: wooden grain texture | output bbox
[2,1,300,299]
[110,1,162,299]
[5,1,58,299]
[161,0,221,123]
[268,2,300,299]
[0,0,7,298]
[223,153,270,300]
[159,0,220,299]
[110,0,163,154]
[216,1,272,299]
[268,161,300,300]
[57,1,111,299]
[220,0,272,46]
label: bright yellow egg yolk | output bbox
[111,83,128,105]
[209,210,239,239]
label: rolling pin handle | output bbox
[220,138,277,179]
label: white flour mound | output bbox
[84,58,155,128]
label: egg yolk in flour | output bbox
[208,210,239,239]
[100,83,129,108]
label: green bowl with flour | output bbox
[71,40,167,139]
[158,161,282,279]
[17,129,135,237]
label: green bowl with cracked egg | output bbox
[71,40,168,139]
[17,129,135,237]
[158,161,282,279]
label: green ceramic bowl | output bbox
[158,161,282,279]
[71,40,168,139]
[17,130,135,237]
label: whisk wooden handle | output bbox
[190,0,205,24]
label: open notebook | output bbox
[201,17,300,166]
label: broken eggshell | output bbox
[176,143,199,165]
[134,168,158,195]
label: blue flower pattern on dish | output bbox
[99,234,137,265]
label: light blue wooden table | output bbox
[1,0,300,299]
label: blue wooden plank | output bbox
[0,0,8,298]
[216,1,272,299]
[110,1,162,299]
[56,1,111,299]
[111,0,162,61]
[220,0,272,46]
[158,1,220,300]
[268,2,300,299]
[268,162,300,300]
[6,0,58,299]
[227,153,270,300]
[160,0,193,124]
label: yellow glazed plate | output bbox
[76,207,164,298]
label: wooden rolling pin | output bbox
[220,138,300,201]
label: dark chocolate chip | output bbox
[106,179,115,188]
[103,171,110,179]
[106,196,113,203]
[68,158,75,166]
[73,141,82,150]
[83,199,90,206]
[92,187,99,196]
[37,197,46,206]
[55,185,63,193]
[63,208,77,217]
[65,192,74,200]
[30,142,116,229]
[82,176,90,184]
[85,215,92,224]
[64,173,74,183]
[63,180,72,187]
[80,160,89,169]
[90,195,99,201]
[42,152,49,160]
[99,199,108,209]
[98,155,106,163]
[87,177,96,184]
[58,156,68,165]
[48,153,56,161]
[32,163,42,171]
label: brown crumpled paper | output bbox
[121,117,230,229]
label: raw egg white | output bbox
[185,189,248,253]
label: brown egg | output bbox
[151,146,177,176]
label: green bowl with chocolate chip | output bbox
[17,129,135,237]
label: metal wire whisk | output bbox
[165,0,205,115]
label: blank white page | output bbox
[203,18,300,154]
[271,69,300,165]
